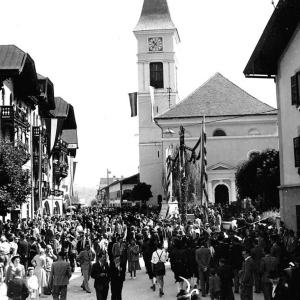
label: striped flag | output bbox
[199,115,208,206]
[165,147,173,203]
[128,92,137,117]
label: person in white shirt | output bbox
[151,242,168,297]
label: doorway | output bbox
[215,184,229,206]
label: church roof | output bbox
[134,0,178,33]
[155,73,276,120]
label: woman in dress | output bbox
[31,248,48,298]
[0,256,7,300]
[127,238,141,279]
[5,255,26,284]
[26,267,39,299]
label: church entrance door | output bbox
[215,184,229,206]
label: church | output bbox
[133,0,278,206]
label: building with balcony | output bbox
[0,45,78,220]
[244,0,300,232]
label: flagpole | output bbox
[106,169,109,207]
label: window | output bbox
[213,129,226,137]
[248,128,261,136]
[150,62,164,89]
[291,72,300,106]
[293,136,300,167]
[297,205,300,231]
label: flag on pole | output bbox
[149,86,155,122]
[199,115,208,206]
[128,92,137,117]
[165,147,173,203]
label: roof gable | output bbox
[156,73,276,119]
[207,162,236,171]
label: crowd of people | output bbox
[0,203,298,300]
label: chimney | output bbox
[113,176,116,182]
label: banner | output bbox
[149,86,155,122]
[128,92,137,117]
[165,147,173,203]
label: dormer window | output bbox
[150,62,164,89]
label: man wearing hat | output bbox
[268,270,289,300]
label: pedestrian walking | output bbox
[110,255,125,300]
[240,248,254,300]
[151,242,168,297]
[76,243,95,293]
[48,251,72,300]
[127,238,141,279]
[91,252,111,300]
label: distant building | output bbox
[244,0,300,231]
[99,174,140,207]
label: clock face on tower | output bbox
[148,37,163,51]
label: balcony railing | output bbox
[1,106,30,129]
[53,161,69,178]
[53,139,68,154]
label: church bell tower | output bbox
[134,0,180,204]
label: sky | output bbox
[0,0,279,190]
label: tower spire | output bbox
[134,0,180,41]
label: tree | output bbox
[0,139,31,214]
[90,199,98,206]
[131,182,153,204]
[235,148,280,210]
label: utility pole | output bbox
[166,87,172,108]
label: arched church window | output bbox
[248,128,261,135]
[150,62,164,89]
[213,129,226,137]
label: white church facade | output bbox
[133,0,278,206]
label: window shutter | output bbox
[291,75,298,105]
[297,205,300,231]
[293,136,300,167]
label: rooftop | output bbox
[134,0,180,40]
[244,0,300,76]
[156,73,276,120]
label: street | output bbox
[67,259,265,300]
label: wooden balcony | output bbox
[53,140,68,154]
[0,106,30,130]
[53,162,68,178]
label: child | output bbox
[208,268,221,300]
[26,267,39,299]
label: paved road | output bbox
[65,259,264,300]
